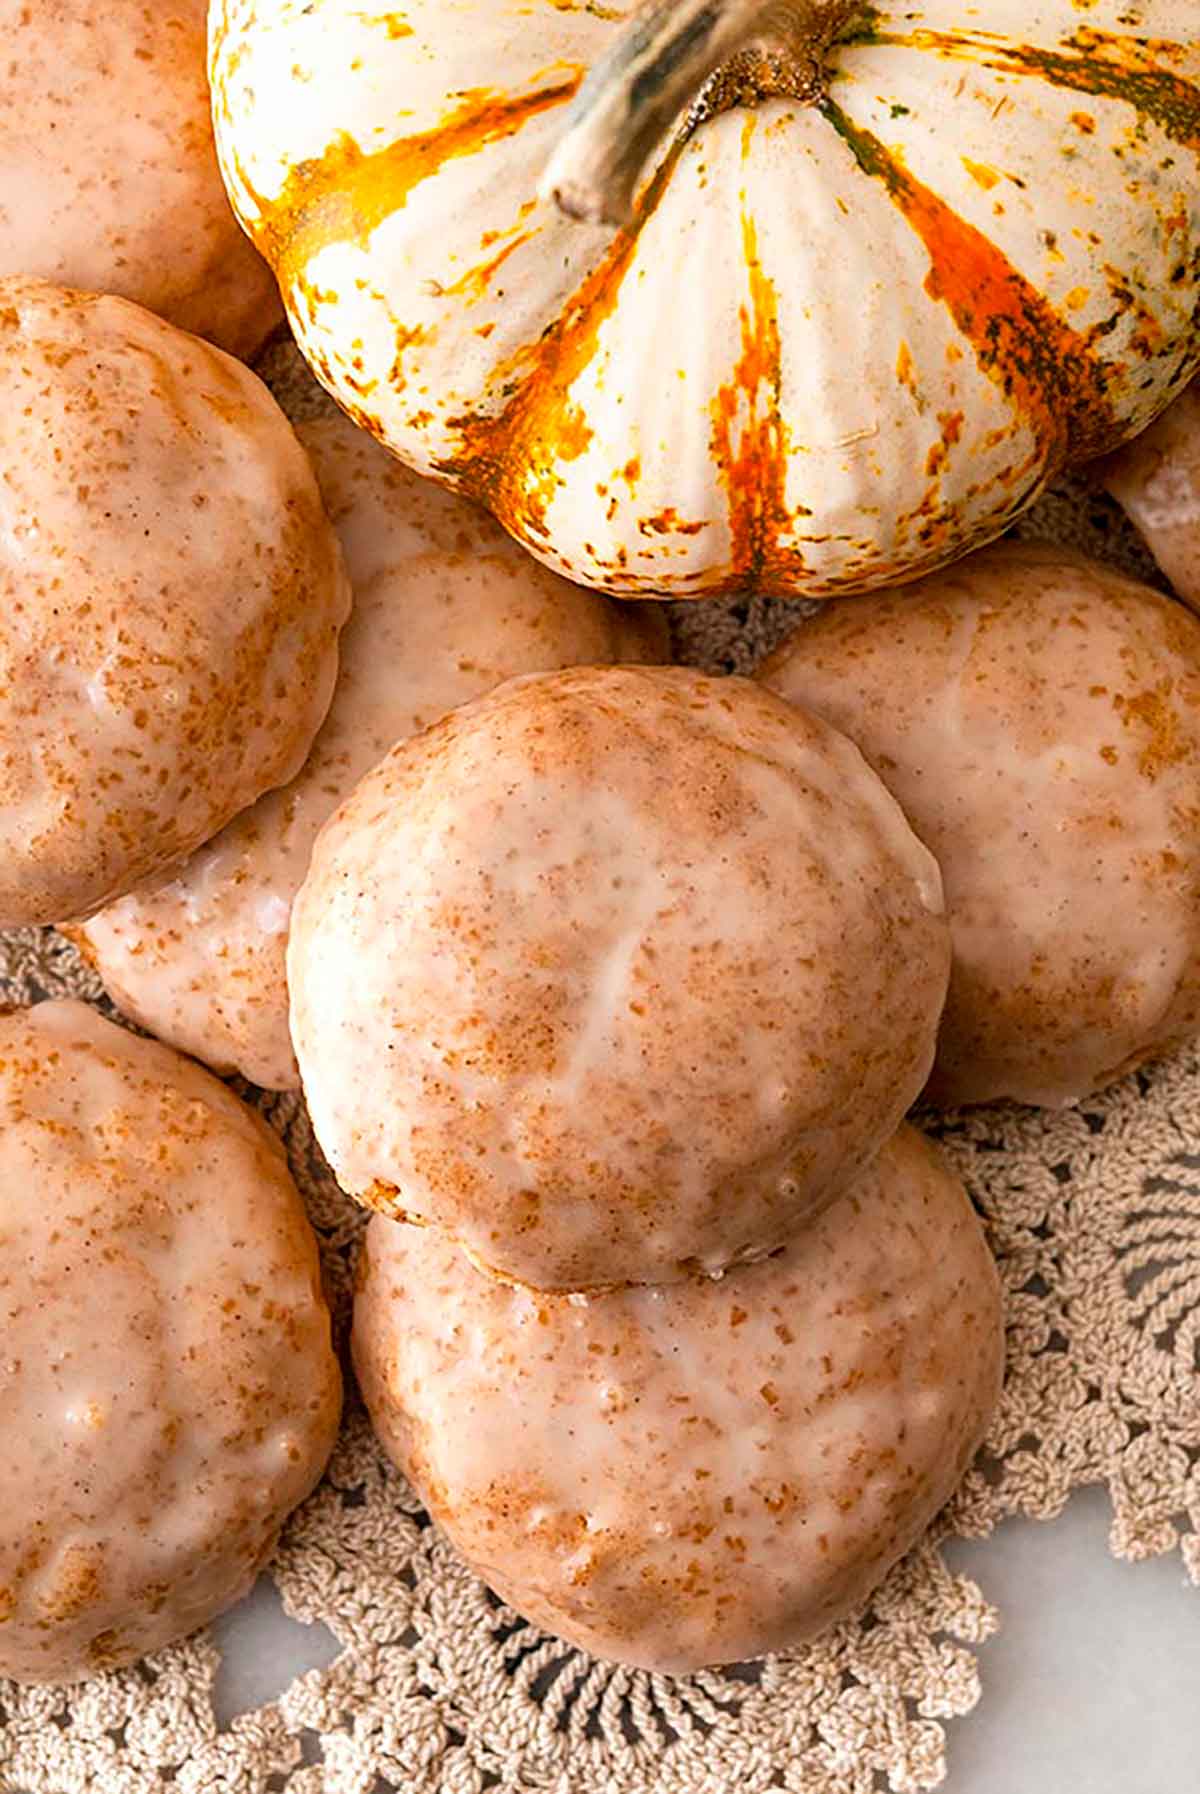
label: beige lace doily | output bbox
[0,348,1196,1794]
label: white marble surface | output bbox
[942,1490,1200,1793]
[212,1483,1199,1789]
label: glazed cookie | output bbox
[352,1124,1003,1673]
[0,280,349,927]
[76,410,666,1090]
[1101,380,1200,612]
[0,1000,341,1684]
[761,540,1200,1107]
[290,664,950,1289]
[0,0,280,357]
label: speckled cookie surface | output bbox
[0,280,349,926]
[76,410,665,1090]
[0,0,280,357]
[0,999,341,1684]
[761,539,1200,1107]
[1102,383,1200,614]
[352,1124,1003,1674]
[290,663,950,1289]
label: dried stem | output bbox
[540,0,854,226]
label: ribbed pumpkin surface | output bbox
[211,0,1200,597]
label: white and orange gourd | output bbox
[211,0,1200,598]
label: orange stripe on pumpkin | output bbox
[439,230,540,301]
[707,202,804,588]
[822,100,1119,461]
[435,137,687,559]
[445,121,813,592]
[244,70,584,292]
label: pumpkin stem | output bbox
[540,0,851,226]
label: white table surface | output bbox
[211,1482,1200,1791]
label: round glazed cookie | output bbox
[760,540,1200,1108]
[352,1124,1003,1673]
[0,999,341,1684]
[1101,380,1200,612]
[0,280,349,927]
[0,0,280,358]
[290,664,950,1289]
[76,409,666,1090]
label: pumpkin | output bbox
[211,0,1200,599]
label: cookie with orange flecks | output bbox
[0,1000,340,1683]
[76,408,666,1089]
[290,663,950,1290]
[0,279,348,926]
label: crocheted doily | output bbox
[0,348,1195,1794]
